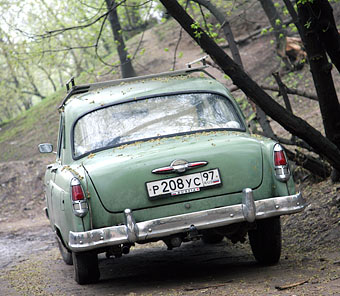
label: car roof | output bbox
[62,67,233,121]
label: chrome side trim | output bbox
[69,191,306,252]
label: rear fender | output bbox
[260,139,295,197]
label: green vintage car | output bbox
[39,64,306,284]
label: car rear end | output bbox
[60,71,306,284]
[66,82,305,252]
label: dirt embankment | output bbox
[0,159,52,223]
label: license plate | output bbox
[146,169,221,199]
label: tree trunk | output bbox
[105,0,136,78]
[258,0,291,69]
[297,2,340,154]
[159,0,340,172]
[312,0,340,74]
[297,0,340,181]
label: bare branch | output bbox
[36,0,153,40]
[36,0,128,39]
[276,136,314,152]
[260,84,318,101]
[230,84,317,101]
[172,0,189,70]
[21,90,45,99]
[35,45,98,54]
[131,1,153,61]
[78,0,107,11]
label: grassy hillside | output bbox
[0,90,62,162]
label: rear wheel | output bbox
[56,236,73,265]
[248,216,281,265]
[72,251,100,284]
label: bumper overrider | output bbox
[69,189,306,252]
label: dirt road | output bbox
[0,212,339,296]
[0,160,339,295]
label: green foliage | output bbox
[297,0,314,4]
[235,96,255,123]
[289,23,298,33]
[191,21,203,39]
[139,48,146,55]
[304,20,312,29]
[283,7,289,16]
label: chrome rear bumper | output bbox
[69,190,306,252]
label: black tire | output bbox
[202,232,224,244]
[72,252,100,285]
[248,216,282,265]
[56,236,73,265]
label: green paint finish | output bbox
[82,132,263,213]
[42,70,297,248]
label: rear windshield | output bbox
[73,92,244,158]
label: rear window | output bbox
[73,92,244,158]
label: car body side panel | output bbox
[46,165,87,245]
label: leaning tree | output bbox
[158,0,340,175]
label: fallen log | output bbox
[285,148,331,179]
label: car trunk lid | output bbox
[82,132,263,213]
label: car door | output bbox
[46,114,65,228]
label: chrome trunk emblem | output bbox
[152,159,208,174]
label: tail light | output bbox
[72,184,85,201]
[70,178,88,217]
[273,144,290,182]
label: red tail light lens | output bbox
[70,178,88,217]
[273,144,290,182]
[72,185,85,201]
[274,150,287,166]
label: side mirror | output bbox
[38,143,54,153]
